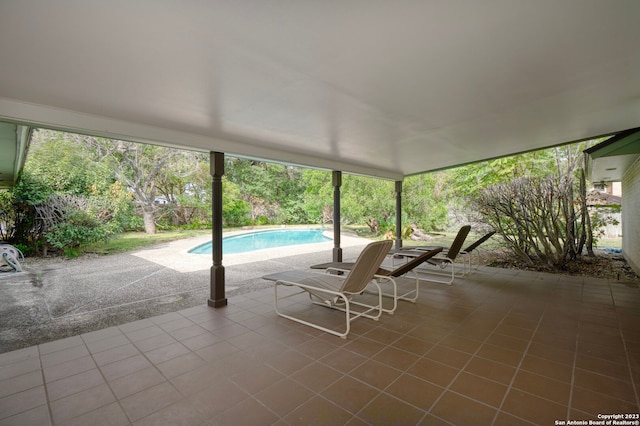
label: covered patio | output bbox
[1,250,639,425]
[2,1,640,424]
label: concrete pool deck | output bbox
[0,232,371,353]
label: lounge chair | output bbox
[397,230,495,274]
[262,240,392,338]
[458,231,495,272]
[393,225,471,285]
[310,247,443,305]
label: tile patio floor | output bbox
[1,264,639,425]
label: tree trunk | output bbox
[142,207,157,234]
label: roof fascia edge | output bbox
[14,125,32,183]
[0,98,402,181]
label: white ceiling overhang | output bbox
[1,1,639,182]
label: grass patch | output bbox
[81,229,212,255]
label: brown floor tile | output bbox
[284,395,353,425]
[392,335,434,356]
[40,345,90,369]
[187,379,247,418]
[501,388,567,425]
[291,361,343,392]
[213,397,279,426]
[449,371,507,408]
[439,334,483,354]
[372,346,419,371]
[319,348,367,373]
[134,399,205,426]
[133,333,177,353]
[123,326,167,345]
[494,324,536,341]
[46,368,105,401]
[100,355,152,380]
[49,383,115,424]
[0,386,47,421]
[295,338,339,359]
[526,341,575,366]
[532,331,577,352]
[405,326,449,345]
[343,337,386,358]
[573,368,636,404]
[577,339,629,364]
[386,373,445,410]
[144,342,191,365]
[377,317,416,335]
[520,354,572,383]
[348,359,402,390]
[264,349,313,375]
[493,411,538,426]
[486,332,530,353]
[84,334,130,355]
[570,384,640,418]
[575,353,632,381]
[37,335,83,355]
[476,343,524,367]
[0,370,42,399]
[41,354,94,383]
[363,326,403,345]
[229,364,285,394]
[154,352,206,380]
[193,340,239,364]
[62,402,129,426]
[92,343,141,367]
[512,369,571,405]
[464,356,516,385]
[430,391,497,425]
[167,363,226,397]
[119,381,183,422]
[109,367,166,399]
[407,357,459,388]
[321,376,380,414]
[424,345,471,369]
[358,393,426,425]
[255,378,314,417]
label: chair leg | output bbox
[274,280,384,338]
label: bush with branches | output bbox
[475,171,592,270]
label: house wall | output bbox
[622,156,640,276]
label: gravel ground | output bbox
[485,248,640,283]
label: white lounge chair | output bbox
[262,240,392,338]
[310,246,443,306]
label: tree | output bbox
[225,159,309,224]
[341,175,395,234]
[403,172,449,232]
[300,169,333,224]
[75,136,200,234]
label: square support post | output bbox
[395,180,403,250]
[208,151,227,308]
[332,171,342,262]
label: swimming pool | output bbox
[188,228,331,255]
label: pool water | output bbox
[188,229,331,255]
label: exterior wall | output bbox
[622,156,640,276]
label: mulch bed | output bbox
[485,249,639,284]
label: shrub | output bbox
[44,210,110,251]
